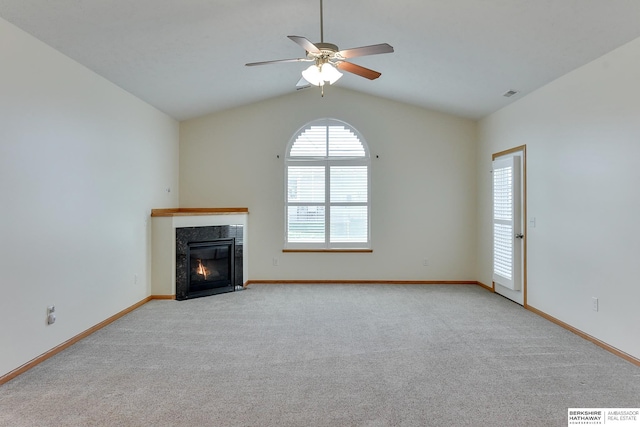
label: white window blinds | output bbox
[492,155,521,290]
[289,126,328,157]
[288,166,325,203]
[328,127,366,157]
[330,166,367,203]
[285,119,370,249]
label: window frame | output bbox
[284,118,371,250]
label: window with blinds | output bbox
[493,165,513,281]
[285,119,370,249]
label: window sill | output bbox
[282,249,373,253]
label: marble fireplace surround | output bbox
[150,208,249,298]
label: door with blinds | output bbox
[492,148,525,305]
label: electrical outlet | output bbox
[592,297,599,312]
[272,257,279,266]
[47,306,56,325]
[422,258,429,266]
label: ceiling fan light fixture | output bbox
[323,63,343,84]
[302,63,343,86]
[302,64,324,86]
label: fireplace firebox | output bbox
[175,225,243,300]
[187,239,235,298]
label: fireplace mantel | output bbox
[150,208,249,297]
[151,208,248,217]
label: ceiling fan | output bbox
[245,0,394,94]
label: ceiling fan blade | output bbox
[335,61,382,80]
[296,77,312,90]
[288,35,321,54]
[338,43,394,59]
[245,58,310,66]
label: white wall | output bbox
[477,37,640,359]
[180,88,477,281]
[0,18,179,377]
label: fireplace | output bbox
[187,239,234,298]
[176,225,243,300]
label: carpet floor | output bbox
[1,284,639,426]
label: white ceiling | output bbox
[2,0,640,121]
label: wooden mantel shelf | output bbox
[151,208,249,217]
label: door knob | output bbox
[515,233,524,239]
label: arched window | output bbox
[285,118,371,249]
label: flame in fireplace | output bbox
[196,259,208,280]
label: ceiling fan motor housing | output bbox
[314,42,339,53]
[308,42,341,65]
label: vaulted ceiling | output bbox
[2,0,640,121]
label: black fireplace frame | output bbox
[175,225,243,301]
[186,239,235,299]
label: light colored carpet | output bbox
[1,284,639,426]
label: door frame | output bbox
[491,145,527,307]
